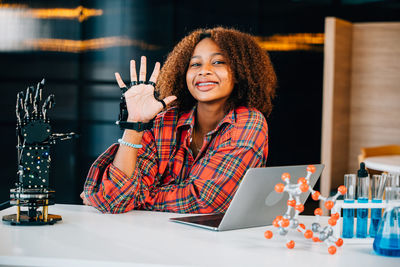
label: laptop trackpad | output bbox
[264,191,284,207]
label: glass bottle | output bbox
[356,162,369,238]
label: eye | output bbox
[213,60,225,65]
[189,62,201,67]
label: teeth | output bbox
[197,82,217,86]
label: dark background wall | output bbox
[0,0,399,209]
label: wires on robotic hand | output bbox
[50,132,78,142]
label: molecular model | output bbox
[264,165,347,255]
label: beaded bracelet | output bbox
[118,138,143,149]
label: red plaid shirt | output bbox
[84,106,268,214]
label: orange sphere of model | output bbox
[281,218,290,228]
[325,200,334,210]
[287,199,296,207]
[314,208,323,216]
[297,223,305,232]
[299,183,309,192]
[275,183,285,193]
[304,230,313,239]
[264,230,273,239]
[328,246,337,255]
[307,165,316,173]
[273,216,283,227]
[328,218,337,226]
[295,204,304,213]
[297,177,307,184]
[312,236,321,242]
[281,172,290,181]
[336,238,343,247]
[331,212,340,220]
[286,240,295,249]
[338,185,347,195]
[312,191,320,201]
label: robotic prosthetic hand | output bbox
[2,79,77,225]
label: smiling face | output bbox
[186,38,234,108]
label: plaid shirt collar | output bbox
[176,105,236,135]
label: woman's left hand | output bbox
[115,56,176,123]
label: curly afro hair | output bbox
[157,27,277,116]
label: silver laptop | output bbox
[169,164,324,231]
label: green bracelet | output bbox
[118,138,143,149]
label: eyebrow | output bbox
[190,52,223,60]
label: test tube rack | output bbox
[331,200,391,241]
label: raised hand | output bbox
[115,56,176,123]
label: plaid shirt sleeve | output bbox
[84,129,160,213]
[84,109,268,214]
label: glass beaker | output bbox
[373,187,400,257]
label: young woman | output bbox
[82,27,277,214]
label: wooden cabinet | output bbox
[321,17,400,198]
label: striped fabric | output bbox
[84,105,269,214]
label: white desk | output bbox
[0,204,398,267]
[364,155,400,174]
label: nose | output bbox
[198,63,212,76]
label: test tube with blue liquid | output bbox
[342,174,356,238]
[356,162,369,238]
[369,174,387,237]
